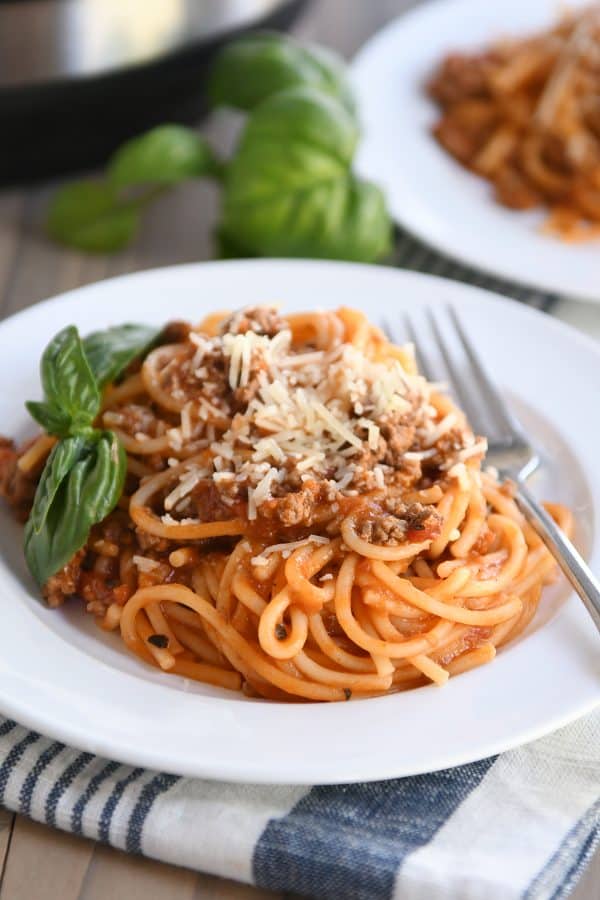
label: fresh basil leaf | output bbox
[25,401,72,438]
[39,326,100,431]
[219,87,391,263]
[83,323,162,388]
[219,173,391,263]
[47,181,139,253]
[224,86,358,200]
[314,173,392,263]
[24,431,126,586]
[27,436,88,535]
[209,32,356,115]
[108,125,218,187]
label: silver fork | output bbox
[395,307,600,634]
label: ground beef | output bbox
[42,548,86,608]
[135,528,171,553]
[356,515,408,545]
[541,134,573,174]
[357,501,441,547]
[472,526,496,556]
[423,427,468,471]
[428,53,493,106]
[493,165,541,210]
[145,453,168,473]
[267,490,315,527]
[199,354,230,408]
[351,411,416,476]
[162,321,192,344]
[92,510,133,545]
[349,467,380,494]
[219,306,286,338]
[261,481,338,528]
[269,462,304,496]
[388,458,422,491]
[379,414,417,467]
[583,94,600,140]
[433,116,493,167]
[159,341,230,419]
[438,427,467,456]
[353,435,387,470]
[384,500,442,536]
[111,403,163,437]
[0,438,36,521]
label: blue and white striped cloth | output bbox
[0,711,598,899]
[1,231,598,899]
[390,229,560,314]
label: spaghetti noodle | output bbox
[428,5,600,241]
[0,305,572,701]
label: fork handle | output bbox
[514,479,600,634]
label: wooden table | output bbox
[0,1,598,897]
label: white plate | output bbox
[351,0,600,303]
[0,259,599,784]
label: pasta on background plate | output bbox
[429,4,600,241]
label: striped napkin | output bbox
[1,230,598,899]
[0,711,598,899]
[391,229,560,313]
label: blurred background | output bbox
[0,0,405,183]
[0,0,408,317]
[1,0,308,182]
[0,5,599,899]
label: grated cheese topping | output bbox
[133,555,161,572]
[152,306,476,519]
[204,327,433,510]
[251,534,329,566]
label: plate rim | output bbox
[3,255,600,358]
[0,257,599,784]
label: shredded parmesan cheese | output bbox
[250,534,329,566]
[448,462,470,490]
[160,513,201,526]
[457,438,488,461]
[133,555,160,572]
[164,466,208,511]
[142,306,477,516]
[180,403,193,440]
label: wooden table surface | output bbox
[0,1,598,897]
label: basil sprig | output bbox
[46,128,218,254]
[45,33,391,264]
[24,433,126,586]
[24,322,160,586]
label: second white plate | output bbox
[351,0,600,302]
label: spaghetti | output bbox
[0,305,571,701]
[428,5,600,241]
